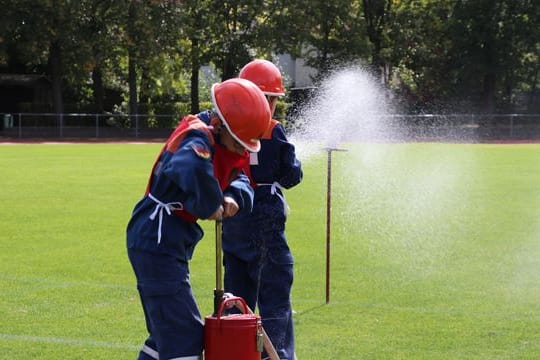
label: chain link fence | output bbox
[385,113,540,142]
[1,112,540,142]
[0,113,177,140]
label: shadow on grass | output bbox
[294,303,327,317]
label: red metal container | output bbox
[204,296,263,360]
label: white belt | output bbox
[147,193,184,244]
[258,181,290,215]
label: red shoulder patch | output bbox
[191,144,211,159]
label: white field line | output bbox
[0,276,139,350]
[0,333,139,350]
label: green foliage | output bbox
[300,0,371,76]
[388,0,539,112]
[446,0,539,111]
[274,99,289,121]
[170,101,213,118]
[0,0,537,114]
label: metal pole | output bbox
[95,114,99,138]
[59,113,64,138]
[324,147,347,304]
[18,113,22,138]
[135,114,139,139]
[325,150,332,304]
[213,220,224,315]
[509,114,514,138]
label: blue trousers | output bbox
[128,249,203,359]
[223,251,295,360]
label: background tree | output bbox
[207,0,268,81]
[119,0,189,123]
[175,0,215,114]
[0,0,538,117]
[445,0,539,112]
[68,0,126,113]
[0,0,79,114]
[298,0,371,79]
[362,0,393,82]
[388,0,455,111]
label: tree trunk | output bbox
[190,37,200,114]
[482,72,496,113]
[371,37,382,78]
[91,66,105,113]
[222,52,236,81]
[362,0,390,82]
[528,63,539,111]
[128,1,138,128]
[48,41,63,115]
[139,66,151,111]
[128,49,138,127]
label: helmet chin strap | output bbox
[209,113,222,129]
[211,122,226,146]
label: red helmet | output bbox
[211,78,271,152]
[238,59,285,97]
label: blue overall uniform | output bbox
[127,113,254,360]
[222,120,302,360]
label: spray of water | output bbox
[284,64,540,314]
[288,65,399,161]
[286,65,470,279]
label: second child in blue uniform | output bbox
[222,60,303,360]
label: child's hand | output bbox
[222,196,239,218]
[208,205,224,220]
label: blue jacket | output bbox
[222,120,302,259]
[127,115,254,262]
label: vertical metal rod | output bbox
[215,220,222,290]
[510,114,514,138]
[95,114,99,138]
[324,147,347,305]
[135,114,139,139]
[214,219,224,315]
[325,149,332,304]
[18,113,22,138]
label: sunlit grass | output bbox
[1,142,539,359]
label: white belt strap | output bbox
[258,181,290,215]
[148,193,184,244]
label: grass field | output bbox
[1,142,539,359]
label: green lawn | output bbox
[1,142,539,359]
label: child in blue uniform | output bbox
[127,78,271,360]
[222,60,303,360]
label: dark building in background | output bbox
[0,74,52,113]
